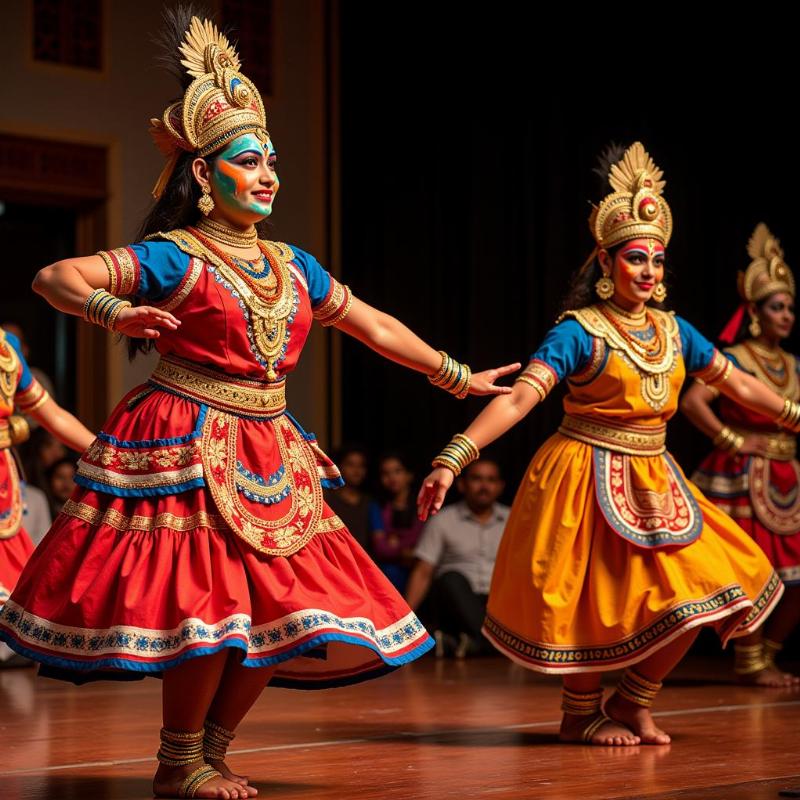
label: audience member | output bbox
[324,445,372,551]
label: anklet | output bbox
[616,669,662,707]
[157,727,204,767]
[733,642,768,675]
[561,687,603,715]
[204,719,236,762]
[762,639,783,670]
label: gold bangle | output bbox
[428,352,472,399]
[778,398,800,433]
[106,300,132,332]
[432,433,480,476]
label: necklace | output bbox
[188,228,293,380]
[600,303,665,361]
[742,340,790,390]
[0,330,19,407]
[195,217,258,248]
[605,299,647,323]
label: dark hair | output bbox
[376,451,416,527]
[732,296,770,344]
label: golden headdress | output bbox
[590,142,673,249]
[738,223,795,302]
[149,16,268,199]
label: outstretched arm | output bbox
[334,298,519,396]
[680,380,769,456]
[718,367,787,419]
[417,378,541,519]
[29,397,95,453]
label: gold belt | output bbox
[0,419,10,450]
[729,426,797,461]
[149,356,287,418]
[558,414,667,456]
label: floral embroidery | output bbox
[0,602,428,661]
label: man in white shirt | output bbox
[405,459,508,657]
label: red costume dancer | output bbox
[0,326,93,664]
[0,11,516,798]
[683,223,800,687]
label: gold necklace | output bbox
[743,340,790,390]
[600,304,664,360]
[195,217,258,248]
[604,299,647,323]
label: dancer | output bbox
[0,12,517,799]
[419,143,791,747]
[683,223,800,686]
[0,326,93,658]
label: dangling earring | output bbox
[595,274,615,300]
[748,313,761,338]
[197,185,214,216]
[652,282,667,302]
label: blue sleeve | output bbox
[290,246,332,308]
[722,349,742,371]
[529,319,594,381]
[676,316,718,375]
[4,332,34,391]
[129,241,191,302]
[368,501,384,532]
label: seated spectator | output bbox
[405,459,508,657]
[45,456,77,518]
[323,444,372,551]
[370,453,424,593]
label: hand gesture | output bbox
[417,467,455,521]
[113,306,181,339]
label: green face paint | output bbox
[211,133,279,219]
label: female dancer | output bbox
[0,12,516,799]
[683,223,800,686]
[419,143,791,747]
[0,326,93,655]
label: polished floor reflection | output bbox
[1,656,798,799]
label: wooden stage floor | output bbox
[1,655,798,799]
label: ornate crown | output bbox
[149,16,268,198]
[590,142,673,249]
[738,223,795,302]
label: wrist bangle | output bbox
[777,398,800,433]
[83,289,132,331]
[428,351,472,399]
[712,426,744,453]
[432,433,480,476]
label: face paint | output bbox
[610,238,665,309]
[209,132,279,222]
[758,291,795,343]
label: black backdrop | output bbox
[337,11,799,496]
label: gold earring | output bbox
[595,274,615,300]
[197,185,214,216]
[652,282,667,302]
[748,313,761,338]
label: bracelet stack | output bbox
[431,433,479,476]
[83,289,132,331]
[712,425,744,453]
[428,351,472,399]
[776,398,800,433]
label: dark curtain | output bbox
[338,11,799,497]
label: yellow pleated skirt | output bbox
[483,433,783,674]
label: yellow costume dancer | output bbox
[420,143,792,746]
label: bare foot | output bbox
[736,665,800,688]
[153,761,254,799]
[559,712,641,746]
[605,693,670,745]
[207,758,254,792]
